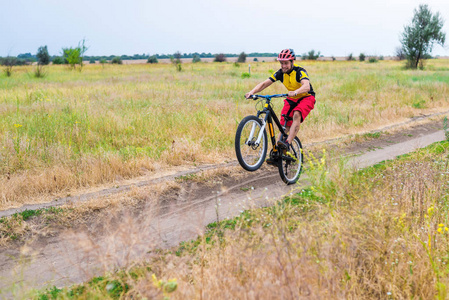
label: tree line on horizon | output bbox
[0,4,445,76]
[0,51,279,65]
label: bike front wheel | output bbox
[278,137,303,185]
[235,115,268,171]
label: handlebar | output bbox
[248,94,288,100]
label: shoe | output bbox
[277,140,290,150]
[266,157,278,167]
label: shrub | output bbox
[347,53,355,61]
[192,55,201,63]
[395,47,406,60]
[253,57,258,62]
[359,53,365,62]
[52,56,64,65]
[368,57,378,63]
[147,56,158,64]
[237,52,247,63]
[111,56,122,64]
[214,53,226,62]
[89,58,96,64]
[331,56,336,61]
[241,72,250,79]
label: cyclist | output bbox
[245,48,316,164]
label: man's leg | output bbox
[278,127,290,143]
[286,111,301,144]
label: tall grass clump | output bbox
[1,56,17,77]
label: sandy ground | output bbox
[0,114,448,297]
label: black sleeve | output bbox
[269,69,283,82]
[296,68,310,82]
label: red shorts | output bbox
[280,95,316,127]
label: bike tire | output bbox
[278,137,303,185]
[235,115,268,171]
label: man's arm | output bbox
[287,79,310,98]
[245,79,274,99]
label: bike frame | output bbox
[247,94,288,152]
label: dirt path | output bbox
[0,116,447,297]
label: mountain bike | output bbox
[235,94,303,185]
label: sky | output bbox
[1,0,448,57]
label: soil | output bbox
[0,113,447,297]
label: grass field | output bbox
[31,140,449,299]
[1,60,449,208]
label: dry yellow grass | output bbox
[1,60,448,209]
[30,140,449,299]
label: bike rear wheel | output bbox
[278,137,303,185]
[235,115,268,171]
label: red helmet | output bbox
[277,49,296,61]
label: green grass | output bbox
[175,173,198,182]
[1,60,449,209]
[363,131,382,139]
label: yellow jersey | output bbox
[269,64,315,100]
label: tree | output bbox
[36,46,50,65]
[359,53,365,62]
[401,4,446,69]
[62,39,89,71]
[35,46,50,78]
[237,52,247,63]
[52,56,64,65]
[78,39,88,70]
[214,53,226,62]
[62,47,81,69]
[172,51,182,71]
[302,50,320,60]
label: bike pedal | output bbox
[285,151,298,162]
[266,158,278,167]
